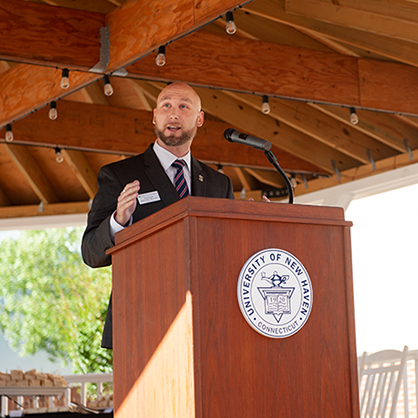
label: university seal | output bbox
[237,248,313,338]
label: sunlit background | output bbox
[1,183,417,372]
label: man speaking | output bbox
[81,82,234,349]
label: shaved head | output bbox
[157,82,202,111]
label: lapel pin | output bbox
[199,174,204,182]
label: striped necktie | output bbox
[172,159,189,198]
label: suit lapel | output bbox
[191,156,206,197]
[143,145,180,206]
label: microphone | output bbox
[224,128,272,151]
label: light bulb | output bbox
[226,11,236,35]
[49,101,58,120]
[103,75,114,96]
[156,46,166,67]
[290,177,297,188]
[55,147,64,163]
[5,124,13,142]
[350,107,359,125]
[60,68,70,89]
[262,96,270,114]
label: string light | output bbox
[55,147,64,163]
[225,11,237,35]
[60,68,70,89]
[156,46,166,67]
[49,101,58,120]
[349,107,359,125]
[262,95,270,114]
[5,124,13,142]
[290,174,297,189]
[103,75,114,96]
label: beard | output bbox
[154,124,197,147]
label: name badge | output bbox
[138,191,161,205]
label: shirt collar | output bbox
[153,139,191,172]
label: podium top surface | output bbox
[109,197,351,254]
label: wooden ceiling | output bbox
[1,0,418,221]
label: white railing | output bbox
[0,373,113,417]
[62,372,113,407]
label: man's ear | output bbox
[197,110,204,128]
[152,109,156,125]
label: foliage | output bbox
[0,227,112,374]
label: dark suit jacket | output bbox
[81,144,234,348]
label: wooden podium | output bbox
[108,197,359,418]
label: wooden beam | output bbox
[233,167,259,191]
[0,64,100,126]
[193,86,358,174]
[2,144,60,204]
[128,30,360,107]
[0,100,301,171]
[105,0,253,72]
[245,168,285,188]
[0,185,11,206]
[0,0,251,73]
[358,59,418,116]
[127,29,418,116]
[0,201,90,219]
[285,0,418,44]
[0,0,104,69]
[224,91,397,164]
[297,147,418,196]
[310,104,418,153]
[61,149,98,199]
[322,0,418,23]
[41,0,117,13]
[243,0,418,68]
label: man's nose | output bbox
[169,112,179,119]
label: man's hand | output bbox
[115,180,140,226]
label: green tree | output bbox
[0,227,112,374]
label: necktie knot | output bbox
[172,159,186,170]
[172,159,189,198]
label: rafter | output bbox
[309,104,418,153]
[0,201,90,219]
[244,168,285,188]
[192,86,359,174]
[233,167,259,191]
[297,147,418,196]
[2,144,60,204]
[0,64,100,127]
[224,91,397,164]
[285,0,418,44]
[0,185,11,206]
[61,149,98,199]
[0,99,304,171]
[243,0,418,68]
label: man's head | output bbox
[153,82,204,155]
